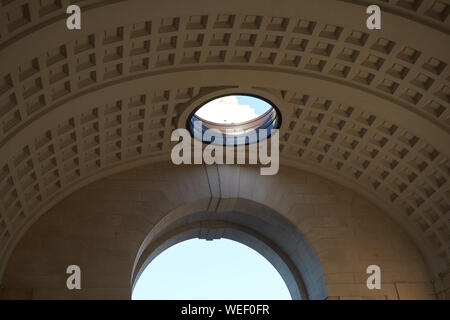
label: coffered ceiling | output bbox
[0,0,448,279]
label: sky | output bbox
[194,95,272,124]
[132,238,292,300]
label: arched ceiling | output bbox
[0,0,448,279]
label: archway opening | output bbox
[132,238,292,300]
[131,199,328,300]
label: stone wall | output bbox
[0,162,436,299]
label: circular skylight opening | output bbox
[187,94,281,145]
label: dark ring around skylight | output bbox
[186,94,282,146]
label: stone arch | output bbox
[0,0,448,299]
[131,198,328,300]
[0,162,436,299]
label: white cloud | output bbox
[195,96,259,124]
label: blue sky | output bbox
[235,95,272,116]
[132,238,291,300]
